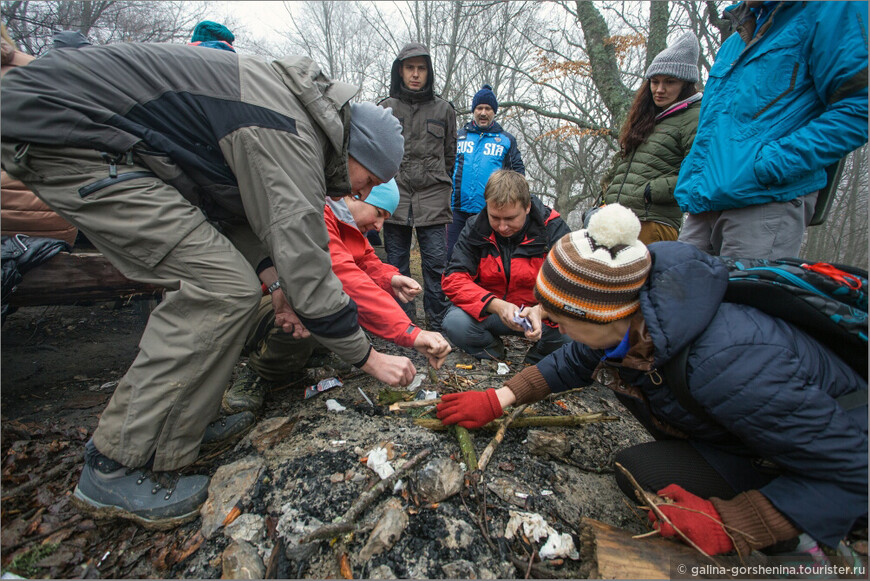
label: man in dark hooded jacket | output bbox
[378,43,456,331]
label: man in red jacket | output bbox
[441,170,571,364]
[224,180,452,413]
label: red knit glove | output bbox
[648,484,734,555]
[436,389,503,429]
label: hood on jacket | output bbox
[640,242,729,364]
[389,42,434,103]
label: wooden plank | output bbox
[8,251,164,307]
[580,517,714,579]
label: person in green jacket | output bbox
[600,32,702,244]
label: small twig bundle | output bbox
[614,462,711,558]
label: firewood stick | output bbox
[614,462,712,558]
[414,411,616,431]
[453,425,478,471]
[299,448,431,543]
[389,398,442,411]
[477,404,528,472]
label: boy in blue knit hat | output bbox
[189,20,235,52]
[448,84,526,260]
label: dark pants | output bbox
[613,440,783,501]
[446,209,475,263]
[441,305,572,363]
[383,222,450,330]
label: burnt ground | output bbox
[0,251,657,579]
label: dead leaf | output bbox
[339,552,353,579]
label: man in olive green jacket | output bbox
[1,42,413,528]
[378,42,456,331]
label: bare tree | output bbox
[1,1,213,54]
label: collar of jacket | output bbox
[464,120,504,135]
[656,92,703,122]
[726,1,790,46]
[325,196,358,229]
[395,84,434,104]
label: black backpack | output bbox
[663,257,869,423]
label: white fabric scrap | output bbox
[497,362,510,375]
[504,510,579,560]
[326,399,346,412]
[366,445,403,492]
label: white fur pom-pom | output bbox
[587,204,641,248]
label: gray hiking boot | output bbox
[222,366,271,414]
[72,440,209,530]
[201,411,256,452]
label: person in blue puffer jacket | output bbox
[437,203,867,557]
[447,84,525,261]
[674,1,868,259]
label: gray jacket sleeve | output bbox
[219,124,371,365]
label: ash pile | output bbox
[183,333,652,579]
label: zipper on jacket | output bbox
[78,171,156,198]
[614,150,637,205]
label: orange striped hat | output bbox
[534,204,650,324]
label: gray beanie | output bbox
[644,32,699,83]
[348,102,404,182]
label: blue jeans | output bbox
[383,222,450,330]
[441,305,572,363]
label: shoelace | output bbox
[130,469,180,500]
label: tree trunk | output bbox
[645,2,670,70]
[573,0,633,126]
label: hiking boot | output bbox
[72,440,209,530]
[201,411,256,452]
[222,366,271,414]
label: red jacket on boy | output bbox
[324,199,420,348]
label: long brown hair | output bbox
[618,79,697,156]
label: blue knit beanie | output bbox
[191,21,235,45]
[363,178,400,215]
[472,84,498,114]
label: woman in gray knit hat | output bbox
[599,31,702,244]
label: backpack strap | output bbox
[835,389,868,411]
[661,343,721,427]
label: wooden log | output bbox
[9,251,164,306]
[580,518,771,579]
[580,517,712,579]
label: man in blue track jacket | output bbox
[674,1,868,259]
[447,84,525,260]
